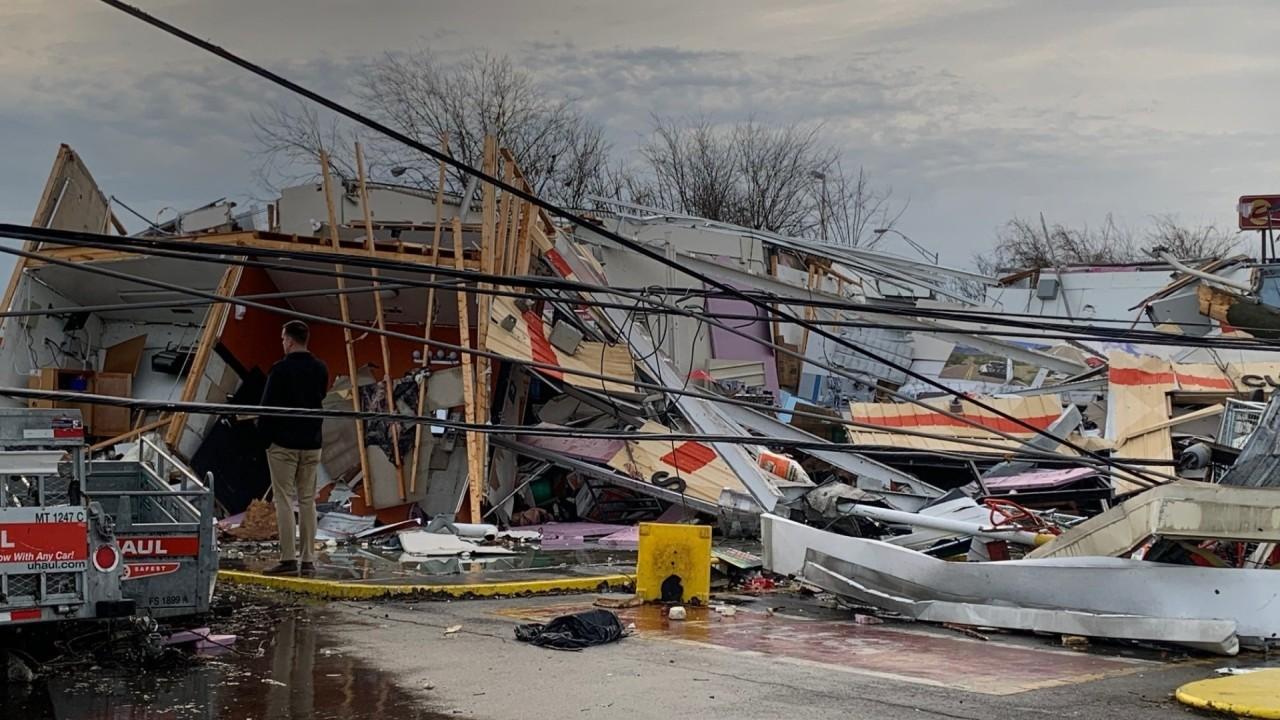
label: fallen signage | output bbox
[803,550,1238,655]
[763,514,1280,654]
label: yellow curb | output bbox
[1176,669,1280,719]
[218,569,635,600]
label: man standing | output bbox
[260,320,329,576]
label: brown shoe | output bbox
[262,560,298,576]
[299,562,316,577]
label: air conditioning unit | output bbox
[1035,276,1060,300]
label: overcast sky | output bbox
[2,0,1276,271]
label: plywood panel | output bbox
[103,334,147,375]
[1107,353,1175,493]
[485,294,636,395]
[849,394,1063,439]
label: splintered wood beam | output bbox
[30,231,486,269]
[320,150,373,506]
[799,262,819,356]
[410,133,451,495]
[474,136,498,500]
[92,417,171,452]
[494,160,515,279]
[514,187,537,276]
[453,217,482,521]
[356,142,407,502]
[502,175,522,277]
[769,253,782,345]
[165,263,243,448]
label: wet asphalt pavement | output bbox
[2,603,456,720]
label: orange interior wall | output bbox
[220,266,464,384]
[220,267,288,375]
[220,267,485,522]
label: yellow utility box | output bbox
[636,523,712,605]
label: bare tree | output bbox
[251,102,359,191]
[980,212,1245,274]
[252,51,612,207]
[632,116,901,244]
[640,117,746,224]
[982,213,1136,272]
[822,161,905,249]
[1142,214,1242,260]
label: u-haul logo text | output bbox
[119,536,199,558]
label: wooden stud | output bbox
[473,137,498,495]
[356,142,407,502]
[503,182,522,277]
[30,231,486,269]
[409,133,450,494]
[320,150,374,507]
[514,193,537,276]
[494,160,513,282]
[91,417,171,452]
[798,262,818,356]
[452,217,482,521]
[165,264,243,448]
[768,253,782,345]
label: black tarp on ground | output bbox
[514,609,626,650]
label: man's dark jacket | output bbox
[259,351,329,450]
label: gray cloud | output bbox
[1,0,1277,271]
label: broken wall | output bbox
[0,275,106,406]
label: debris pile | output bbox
[3,113,1280,657]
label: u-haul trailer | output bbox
[0,408,216,627]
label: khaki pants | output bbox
[267,444,322,563]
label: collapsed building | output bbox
[2,140,1279,655]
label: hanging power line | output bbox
[58,2,1180,486]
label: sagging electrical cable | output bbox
[0,231,1172,484]
[93,0,1178,489]
[12,224,1280,349]
[0,237,1135,475]
[0,229,1185,487]
[0,386,1181,470]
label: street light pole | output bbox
[872,228,939,265]
[390,165,432,185]
[810,170,828,243]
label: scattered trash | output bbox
[443,625,462,636]
[853,614,883,625]
[668,606,687,621]
[1061,635,1090,649]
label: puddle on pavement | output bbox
[2,610,455,720]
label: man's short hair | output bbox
[283,320,310,345]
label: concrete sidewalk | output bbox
[316,593,1234,720]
